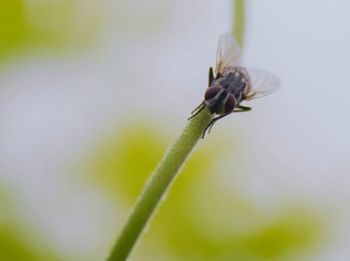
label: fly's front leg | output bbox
[201,105,251,137]
[208,67,214,86]
[191,101,205,114]
[188,101,205,120]
[189,66,214,121]
[202,112,232,138]
[233,105,252,113]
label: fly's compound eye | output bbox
[224,94,236,113]
[204,86,222,101]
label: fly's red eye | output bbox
[205,86,222,101]
[225,94,236,113]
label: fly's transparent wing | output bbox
[216,33,242,75]
[245,69,281,100]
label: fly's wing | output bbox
[215,33,242,75]
[245,69,281,100]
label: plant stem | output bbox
[232,0,245,47]
[107,108,212,261]
[108,1,245,259]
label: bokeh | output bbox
[1,0,349,260]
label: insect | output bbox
[189,33,281,138]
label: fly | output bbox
[189,33,281,138]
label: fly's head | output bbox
[204,86,236,115]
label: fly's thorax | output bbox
[216,67,251,101]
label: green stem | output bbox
[232,0,245,47]
[107,109,212,261]
[108,1,245,259]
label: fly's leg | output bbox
[191,101,205,114]
[188,101,205,120]
[208,67,214,86]
[233,105,252,112]
[188,67,216,121]
[201,105,251,138]
[189,66,216,121]
[202,112,232,138]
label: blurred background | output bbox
[1,0,350,260]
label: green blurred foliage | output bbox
[0,0,102,64]
[86,124,169,204]
[0,227,38,261]
[84,123,324,261]
[0,226,61,261]
[0,190,60,261]
[240,210,322,260]
[0,0,28,60]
